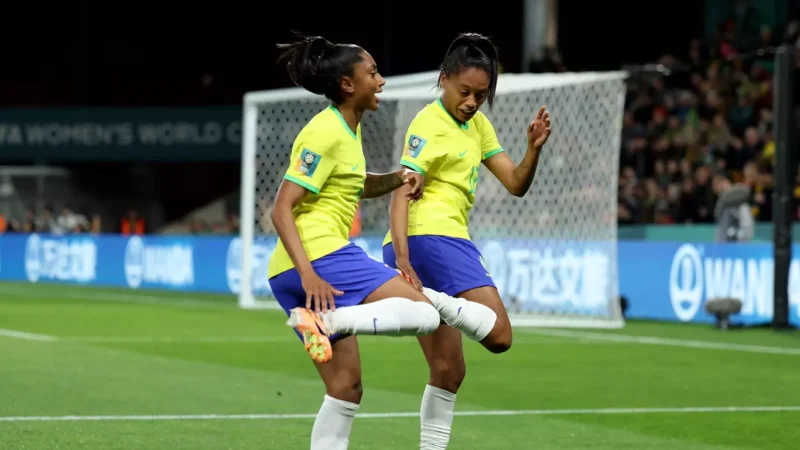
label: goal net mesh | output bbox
[240,71,627,328]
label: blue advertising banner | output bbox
[618,241,800,326]
[0,233,798,328]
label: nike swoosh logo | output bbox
[458,150,468,157]
[351,164,359,171]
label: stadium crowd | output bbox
[617,20,800,225]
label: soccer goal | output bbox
[238,70,628,329]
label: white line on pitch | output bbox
[521,329,800,356]
[0,328,58,342]
[61,336,294,344]
[2,406,799,423]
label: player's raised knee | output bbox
[484,328,512,354]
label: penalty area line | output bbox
[2,406,800,422]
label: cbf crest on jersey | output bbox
[296,149,321,177]
[405,135,427,159]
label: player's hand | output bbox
[527,105,551,150]
[396,258,423,291]
[301,271,343,313]
[400,168,424,202]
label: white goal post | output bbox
[238,70,628,329]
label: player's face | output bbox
[441,68,490,123]
[349,51,385,112]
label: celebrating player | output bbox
[382,33,552,449]
[269,34,445,449]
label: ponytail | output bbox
[277,33,364,104]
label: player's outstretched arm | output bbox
[483,105,551,197]
[361,168,424,200]
[271,180,343,312]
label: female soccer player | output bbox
[383,33,551,449]
[269,34,445,449]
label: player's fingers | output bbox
[323,291,332,313]
[412,272,423,291]
[305,291,312,309]
[314,292,322,313]
[326,289,336,312]
[536,105,545,119]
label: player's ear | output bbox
[340,76,355,95]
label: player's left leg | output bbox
[310,335,363,450]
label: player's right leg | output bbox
[310,335,363,450]
[416,325,465,450]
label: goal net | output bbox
[238,70,627,329]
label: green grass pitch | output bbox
[1,282,799,449]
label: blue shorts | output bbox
[383,235,496,297]
[269,243,399,342]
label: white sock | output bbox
[420,384,456,450]
[422,288,497,342]
[322,298,440,337]
[310,394,359,450]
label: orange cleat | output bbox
[286,308,333,364]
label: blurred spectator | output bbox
[90,214,103,234]
[713,173,754,242]
[121,209,145,235]
[55,205,89,234]
[38,206,55,233]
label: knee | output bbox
[327,376,363,404]
[485,328,512,354]
[429,361,467,393]
[416,302,442,335]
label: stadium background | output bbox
[2,1,800,449]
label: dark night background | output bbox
[1,0,797,232]
[1,1,706,107]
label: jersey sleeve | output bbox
[399,121,444,175]
[283,132,336,194]
[477,114,504,161]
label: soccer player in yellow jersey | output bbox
[268,34,446,449]
[383,33,552,449]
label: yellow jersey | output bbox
[383,99,503,245]
[268,106,366,278]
